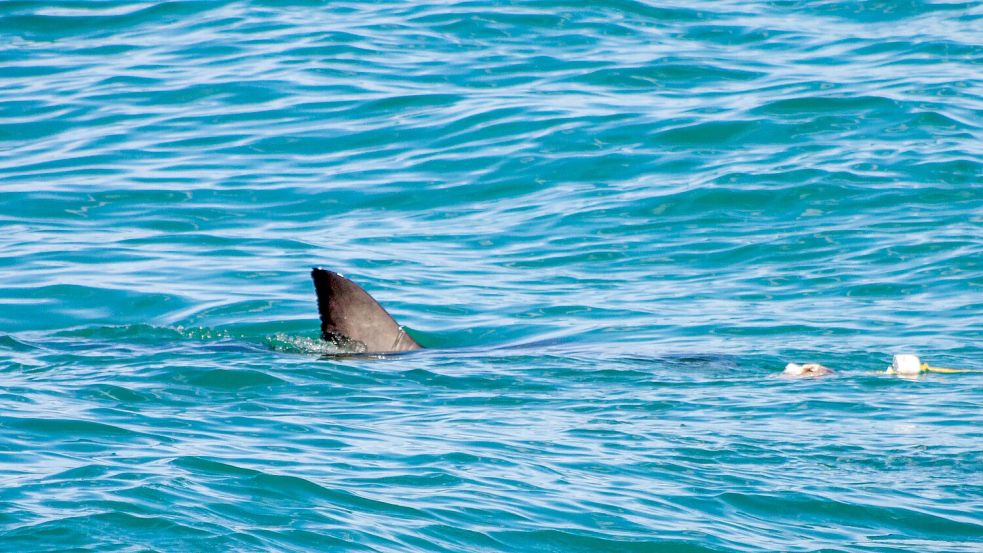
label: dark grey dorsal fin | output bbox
[311,268,422,353]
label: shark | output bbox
[311,267,422,354]
[309,268,840,378]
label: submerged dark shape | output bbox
[311,268,422,353]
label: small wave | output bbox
[0,334,38,352]
[183,368,287,389]
[492,529,719,553]
[1,416,173,443]
[53,324,186,342]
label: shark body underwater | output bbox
[308,268,842,376]
[311,267,422,354]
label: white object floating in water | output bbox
[783,362,833,378]
[888,354,922,376]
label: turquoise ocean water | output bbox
[1,1,981,551]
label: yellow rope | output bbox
[921,363,983,374]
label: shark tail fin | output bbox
[311,268,422,353]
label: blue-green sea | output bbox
[1,1,981,551]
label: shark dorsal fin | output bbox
[311,268,422,353]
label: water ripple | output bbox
[1,0,981,551]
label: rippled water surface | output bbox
[2,1,982,551]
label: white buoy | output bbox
[889,354,922,376]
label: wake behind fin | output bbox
[311,268,422,353]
